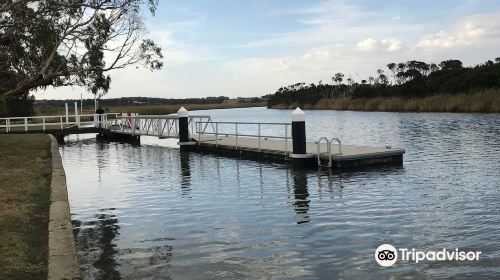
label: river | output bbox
[60,107,500,279]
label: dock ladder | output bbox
[316,137,342,168]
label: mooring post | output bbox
[178,107,195,150]
[290,107,313,166]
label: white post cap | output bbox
[177,106,189,118]
[291,107,305,122]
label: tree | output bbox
[0,0,164,102]
[439,60,463,70]
[395,62,407,84]
[495,57,500,64]
[429,63,439,73]
[368,75,375,85]
[387,63,397,84]
[333,72,344,85]
[3,93,34,117]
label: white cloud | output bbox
[417,12,500,48]
[357,38,379,51]
[392,16,401,21]
[383,39,402,52]
[358,38,402,52]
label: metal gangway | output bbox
[0,112,213,139]
[108,113,213,139]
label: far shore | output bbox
[35,102,267,116]
[269,90,500,113]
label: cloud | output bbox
[39,4,500,100]
[358,38,402,52]
[357,38,379,51]
[383,39,402,51]
[237,0,414,49]
[417,12,500,48]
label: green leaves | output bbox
[0,0,164,101]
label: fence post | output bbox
[235,123,238,150]
[215,123,219,147]
[285,125,288,155]
[258,123,261,152]
[24,117,28,132]
[65,103,69,124]
[74,102,79,127]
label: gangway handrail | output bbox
[110,114,213,138]
[194,120,292,155]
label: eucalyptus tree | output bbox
[387,63,397,84]
[0,0,164,102]
[429,63,439,73]
[439,60,463,70]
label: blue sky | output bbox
[42,0,500,99]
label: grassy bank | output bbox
[35,102,266,116]
[0,134,52,279]
[270,90,500,113]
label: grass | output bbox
[35,102,266,116]
[0,134,52,279]
[271,89,500,113]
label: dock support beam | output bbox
[290,107,314,166]
[178,107,195,150]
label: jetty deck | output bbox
[188,134,404,168]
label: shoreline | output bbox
[269,91,500,113]
[47,135,81,279]
[35,102,267,116]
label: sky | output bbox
[41,0,500,100]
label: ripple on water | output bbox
[62,109,500,279]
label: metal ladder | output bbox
[316,137,342,168]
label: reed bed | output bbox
[271,90,500,113]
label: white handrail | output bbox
[195,120,292,154]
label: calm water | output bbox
[60,107,500,280]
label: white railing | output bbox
[0,113,119,133]
[194,121,292,154]
[110,114,213,138]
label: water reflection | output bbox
[179,151,191,194]
[292,168,310,224]
[61,108,500,279]
[72,211,121,280]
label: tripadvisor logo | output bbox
[375,244,482,267]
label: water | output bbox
[60,107,500,279]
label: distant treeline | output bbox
[267,57,500,108]
[36,96,231,107]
